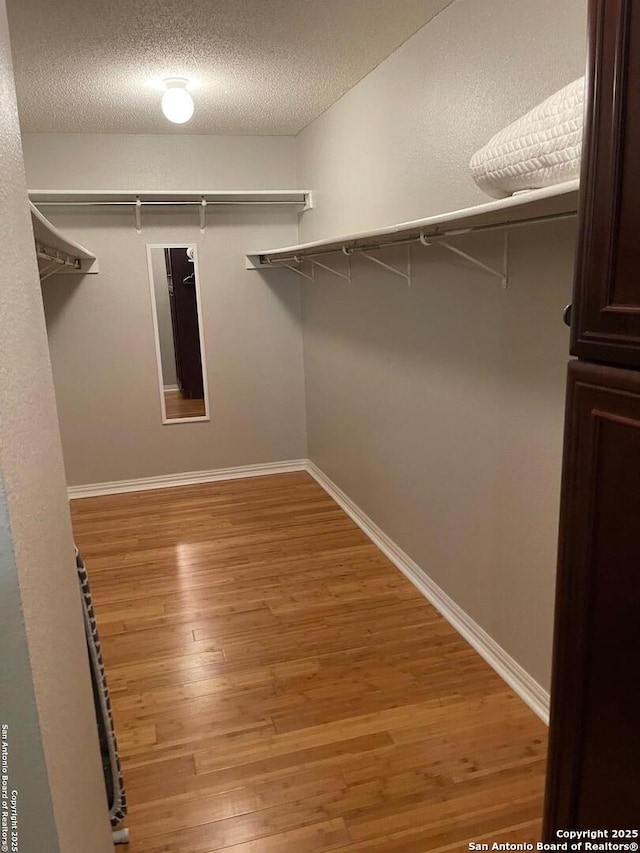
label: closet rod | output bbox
[260,210,578,264]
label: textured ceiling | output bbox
[7,0,453,135]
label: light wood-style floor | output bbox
[164,389,206,419]
[71,472,547,853]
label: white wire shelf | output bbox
[29,189,313,234]
[246,179,579,287]
[29,188,312,206]
[30,203,99,281]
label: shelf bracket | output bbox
[266,257,314,281]
[135,197,142,234]
[39,259,79,281]
[502,231,510,289]
[199,198,207,233]
[39,260,64,282]
[344,246,352,280]
[360,246,411,284]
[421,231,510,288]
[37,244,81,281]
[308,256,351,283]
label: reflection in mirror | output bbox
[146,244,209,423]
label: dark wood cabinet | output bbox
[544,0,640,833]
[571,0,640,367]
[572,0,640,367]
[544,361,640,830]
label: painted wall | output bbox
[22,132,297,190]
[150,247,178,389]
[0,4,113,851]
[22,135,307,486]
[296,0,587,691]
[40,210,306,486]
[297,0,586,238]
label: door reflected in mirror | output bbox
[146,244,209,423]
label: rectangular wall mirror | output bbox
[146,244,209,423]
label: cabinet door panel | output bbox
[572,0,640,365]
[544,360,640,831]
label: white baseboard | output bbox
[306,460,550,725]
[67,459,307,499]
[67,456,549,722]
[163,384,179,393]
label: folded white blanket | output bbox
[470,77,585,198]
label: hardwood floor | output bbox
[164,388,206,419]
[70,472,547,853]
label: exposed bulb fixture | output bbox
[161,78,194,124]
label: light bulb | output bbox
[161,78,194,124]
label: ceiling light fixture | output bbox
[161,78,194,124]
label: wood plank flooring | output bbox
[70,472,547,853]
[164,389,206,419]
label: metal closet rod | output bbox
[35,200,304,207]
[261,210,578,265]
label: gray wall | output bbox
[297,0,586,237]
[40,211,306,486]
[296,0,587,691]
[22,135,307,486]
[22,132,297,190]
[0,4,113,850]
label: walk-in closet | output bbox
[1,0,638,851]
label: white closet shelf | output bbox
[30,203,99,281]
[29,189,312,208]
[29,189,313,235]
[245,179,579,279]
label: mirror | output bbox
[146,244,209,423]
